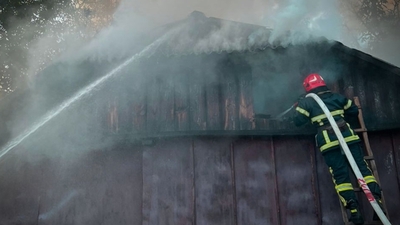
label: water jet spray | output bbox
[0,30,175,161]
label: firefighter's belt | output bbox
[318,119,346,133]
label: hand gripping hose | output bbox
[306,93,391,225]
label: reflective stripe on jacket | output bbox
[293,88,360,153]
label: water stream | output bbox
[0,32,171,160]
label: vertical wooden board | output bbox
[131,88,147,134]
[387,87,399,125]
[146,78,160,133]
[220,73,239,131]
[273,136,319,225]
[238,75,254,130]
[194,138,235,225]
[376,74,391,120]
[108,97,119,132]
[117,91,133,133]
[88,90,106,134]
[129,67,148,134]
[174,72,190,131]
[38,148,143,225]
[388,77,400,124]
[370,81,386,123]
[0,148,42,225]
[38,152,98,225]
[189,74,207,131]
[352,65,366,112]
[96,90,111,133]
[233,138,279,225]
[393,131,400,196]
[368,133,400,224]
[158,77,175,132]
[98,148,143,225]
[314,145,344,225]
[206,82,222,130]
[142,139,194,225]
[361,68,377,125]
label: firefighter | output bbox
[292,73,384,225]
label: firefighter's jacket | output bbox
[293,88,360,153]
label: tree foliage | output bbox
[0,0,119,94]
[356,0,400,53]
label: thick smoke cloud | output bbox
[70,1,155,63]
[266,0,343,46]
[31,0,399,69]
[66,0,271,62]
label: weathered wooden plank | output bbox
[131,87,147,134]
[189,71,207,131]
[0,148,41,225]
[174,72,190,131]
[146,77,161,133]
[392,131,400,202]
[273,136,319,225]
[108,97,119,133]
[222,83,238,130]
[142,139,194,225]
[314,144,344,225]
[38,148,143,225]
[368,133,400,224]
[194,138,235,225]
[158,76,176,132]
[233,138,280,225]
[205,81,222,130]
[117,89,133,133]
[99,148,143,225]
[238,72,254,130]
[219,65,239,130]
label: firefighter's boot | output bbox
[372,198,386,221]
[368,183,386,221]
[347,199,364,225]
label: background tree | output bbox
[0,0,120,95]
[342,0,400,66]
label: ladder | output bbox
[340,96,389,225]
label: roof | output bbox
[142,11,283,57]
[142,11,400,77]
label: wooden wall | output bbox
[103,51,400,139]
[1,131,399,225]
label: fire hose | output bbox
[306,93,391,225]
[253,103,298,120]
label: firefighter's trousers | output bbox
[322,143,382,207]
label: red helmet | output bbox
[303,73,326,92]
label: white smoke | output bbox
[266,0,343,46]
[71,1,155,63]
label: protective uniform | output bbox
[293,73,383,225]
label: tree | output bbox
[347,0,400,65]
[0,0,120,94]
[339,0,400,66]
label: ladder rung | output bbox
[354,128,368,132]
[364,155,375,160]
